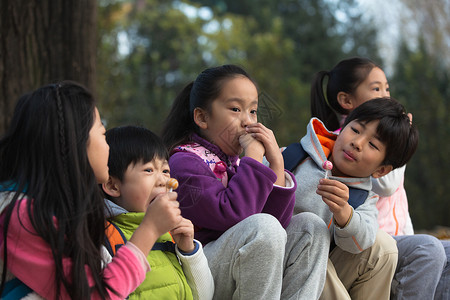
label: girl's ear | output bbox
[337,91,354,111]
[371,164,393,178]
[193,107,208,130]
[102,177,121,198]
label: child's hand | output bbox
[170,217,195,253]
[316,178,352,227]
[245,123,285,186]
[245,123,282,165]
[239,132,264,162]
[145,192,182,236]
[130,191,182,255]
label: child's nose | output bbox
[241,112,253,127]
[351,138,362,151]
[156,173,168,187]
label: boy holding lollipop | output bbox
[289,98,418,299]
[101,125,213,300]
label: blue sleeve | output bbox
[177,240,200,256]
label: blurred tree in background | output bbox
[0,0,97,133]
[97,0,381,142]
[391,41,450,229]
[388,0,450,230]
[97,0,208,130]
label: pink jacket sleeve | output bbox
[0,198,149,299]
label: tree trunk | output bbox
[0,0,97,134]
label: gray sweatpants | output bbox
[391,234,447,299]
[436,239,450,300]
[203,212,330,300]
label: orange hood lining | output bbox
[312,119,336,159]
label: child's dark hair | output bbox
[343,97,419,169]
[161,64,256,151]
[106,125,169,182]
[0,81,114,299]
[311,57,379,131]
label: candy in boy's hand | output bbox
[167,178,179,192]
[322,160,333,179]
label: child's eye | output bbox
[351,127,360,134]
[231,107,240,112]
[373,87,380,91]
[144,168,153,173]
[163,169,170,174]
[250,109,257,115]
[369,141,380,150]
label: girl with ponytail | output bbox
[162,64,330,299]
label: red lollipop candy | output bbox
[322,160,333,178]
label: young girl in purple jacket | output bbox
[162,64,330,299]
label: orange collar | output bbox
[312,119,336,158]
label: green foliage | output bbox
[97,0,380,144]
[391,38,450,229]
[186,0,381,144]
[97,0,209,132]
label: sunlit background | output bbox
[96,0,449,233]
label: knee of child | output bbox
[289,212,329,237]
[414,234,447,267]
[374,229,399,256]
[243,213,286,246]
[370,230,398,271]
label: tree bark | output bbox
[0,0,97,134]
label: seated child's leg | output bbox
[329,229,398,300]
[203,213,286,300]
[283,212,330,299]
[319,259,351,300]
[435,239,450,299]
[392,234,446,300]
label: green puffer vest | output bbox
[111,212,193,300]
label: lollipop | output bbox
[167,178,179,192]
[322,160,333,179]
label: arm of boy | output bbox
[170,215,213,299]
[173,218,215,299]
[243,123,285,187]
[176,240,215,300]
[129,191,182,256]
[316,178,352,227]
[171,217,195,253]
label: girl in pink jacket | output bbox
[0,82,183,299]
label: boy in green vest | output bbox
[102,125,214,300]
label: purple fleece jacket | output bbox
[169,134,296,245]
